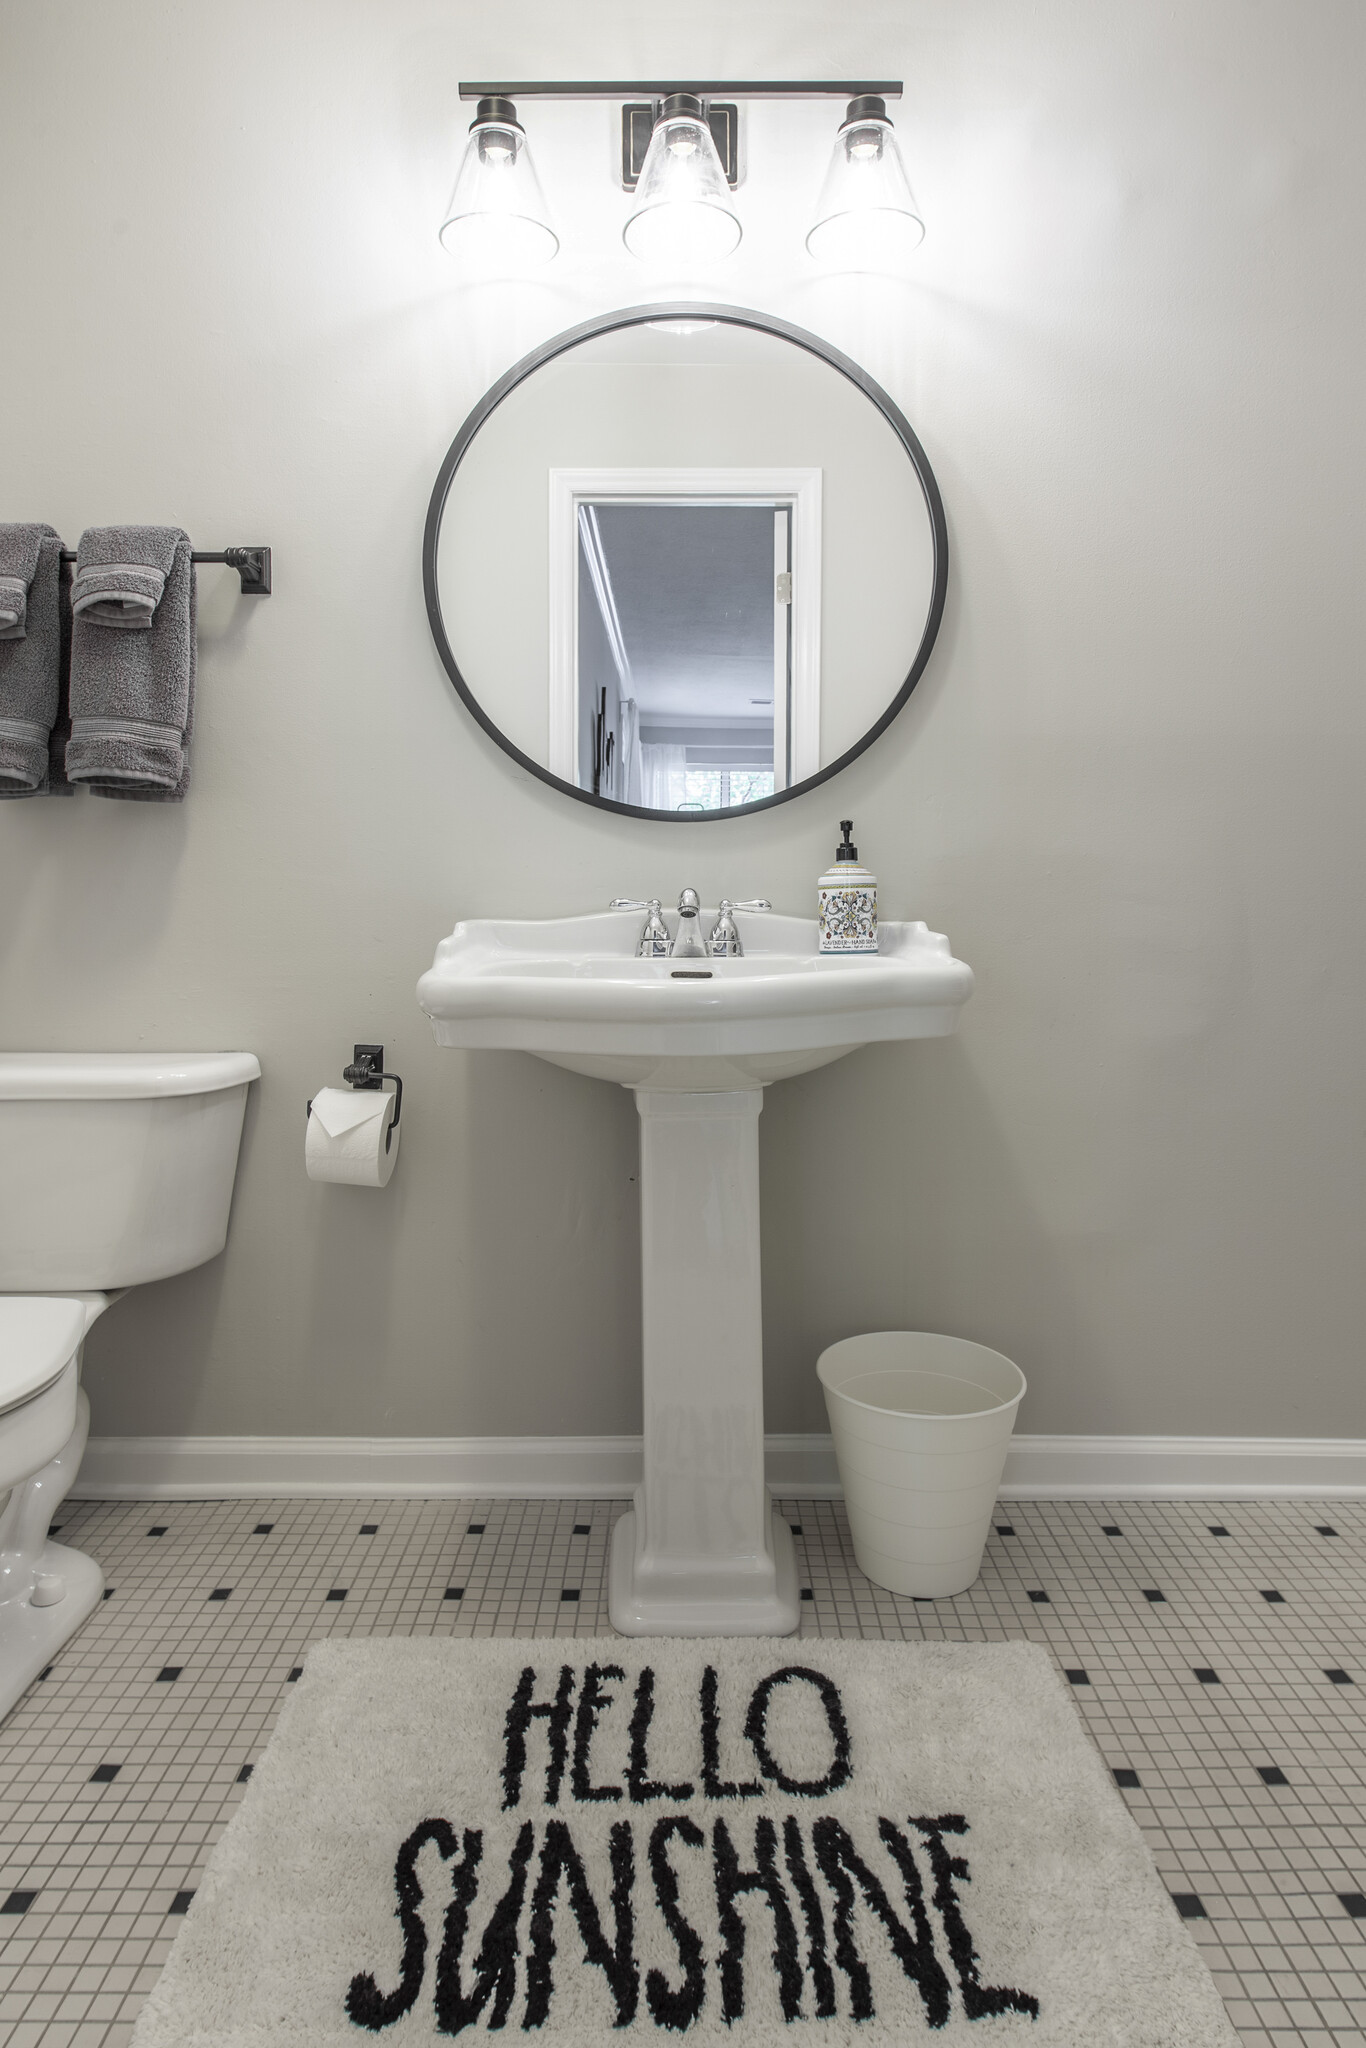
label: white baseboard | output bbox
[70,1431,1366,1501]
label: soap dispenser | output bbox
[818,820,878,954]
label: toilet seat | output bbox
[0,1297,87,1417]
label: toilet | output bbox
[0,1053,259,1720]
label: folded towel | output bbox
[0,522,67,798]
[66,525,196,801]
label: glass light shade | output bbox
[439,101,558,272]
[624,98,741,266]
[806,100,924,270]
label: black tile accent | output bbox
[208,1588,232,1602]
[1102,1525,1123,1536]
[169,1890,195,1915]
[1171,1892,1206,1920]
[1065,1669,1090,1685]
[560,1589,580,1602]
[467,1523,486,1535]
[359,1524,379,1535]
[325,1589,347,1602]
[1208,1525,1230,1537]
[1259,1589,1285,1603]
[236,1765,253,1783]
[444,1587,464,1601]
[1113,1768,1141,1789]
[1316,1525,1338,1537]
[1339,1892,1366,1918]
[1142,1589,1166,1603]
[995,1524,1015,1536]
[572,1524,591,1536]
[38,1666,53,1681]
[1256,1765,1289,1786]
[1193,1667,1221,1684]
[156,1667,182,1683]
[49,1524,62,1535]
[1325,1668,1354,1685]
[148,1526,167,1537]
[1027,1590,1050,1604]
[89,1764,121,1784]
[1,1890,37,1915]
[287,1667,302,1682]
[102,1588,114,1600]
[789,1524,803,1535]
[253,1523,274,1534]
[800,1589,814,1601]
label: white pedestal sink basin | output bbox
[419,908,972,1636]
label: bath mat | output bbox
[132,1638,1235,2046]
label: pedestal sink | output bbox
[418,907,972,1636]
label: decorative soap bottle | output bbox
[818,820,878,954]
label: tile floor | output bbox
[0,1494,1361,2046]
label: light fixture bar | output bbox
[458,80,902,101]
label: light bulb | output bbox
[624,93,741,267]
[806,94,924,271]
[439,96,558,273]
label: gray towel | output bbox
[0,523,67,797]
[65,525,196,801]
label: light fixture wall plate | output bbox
[621,101,739,189]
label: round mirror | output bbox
[424,304,947,820]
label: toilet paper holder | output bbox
[308,1044,404,1153]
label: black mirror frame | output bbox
[423,301,948,822]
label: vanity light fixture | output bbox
[623,94,741,264]
[445,82,914,272]
[806,95,924,267]
[438,95,558,270]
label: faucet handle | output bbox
[709,901,742,957]
[607,900,671,956]
[728,899,772,913]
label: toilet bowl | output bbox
[0,1053,260,1720]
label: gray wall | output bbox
[2,0,1363,1443]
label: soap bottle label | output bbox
[818,880,878,953]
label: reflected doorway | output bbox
[548,468,822,812]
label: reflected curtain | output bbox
[618,698,642,808]
[640,744,690,811]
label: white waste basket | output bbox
[816,1332,1026,1598]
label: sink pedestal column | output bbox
[608,1088,799,1636]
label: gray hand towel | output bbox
[66,525,196,801]
[0,523,67,797]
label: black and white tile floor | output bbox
[0,1495,1361,2045]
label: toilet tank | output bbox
[0,1053,260,1290]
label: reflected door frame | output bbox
[547,468,823,796]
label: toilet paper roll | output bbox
[305,1086,400,1187]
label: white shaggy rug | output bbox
[132,1638,1236,2046]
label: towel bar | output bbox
[58,545,271,595]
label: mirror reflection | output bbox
[578,500,784,809]
[429,315,944,817]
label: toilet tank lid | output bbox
[0,1053,261,1099]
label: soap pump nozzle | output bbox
[835,819,859,862]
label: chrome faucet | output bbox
[610,891,772,960]
[708,899,772,957]
[670,888,708,959]
[610,898,671,958]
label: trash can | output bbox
[816,1332,1026,1599]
